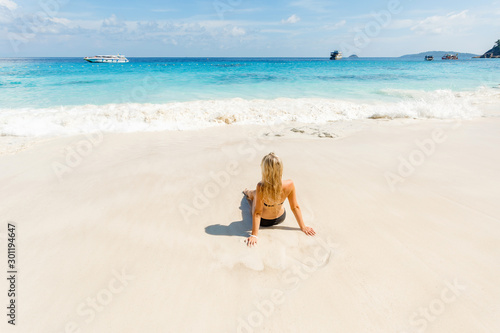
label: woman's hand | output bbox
[301,226,316,236]
[246,235,258,247]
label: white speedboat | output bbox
[84,55,129,63]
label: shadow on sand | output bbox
[204,197,300,238]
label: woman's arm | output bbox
[287,180,316,236]
[247,183,264,246]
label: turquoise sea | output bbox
[0,57,499,136]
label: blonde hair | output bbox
[260,152,283,209]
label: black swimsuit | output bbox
[260,201,286,227]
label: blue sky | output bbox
[0,0,499,57]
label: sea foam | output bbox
[1,88,498,138]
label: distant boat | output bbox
[442,53,458,60]
[424,55,434,61]
[330,51,342,60]
[84,55,129,63]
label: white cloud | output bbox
[100,14,128,34]
[0,10,12,24]
[281,14,300,24]
[411,10,472,35]
[229,26,246,36]
[323,19,345,30]
[162,38,178,45]
[0,0,17,10]
[50,17,71,26]
[260,29,291,34]
[103,14,119,26]
[389,19,415,30]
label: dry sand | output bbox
[1,118,499,332]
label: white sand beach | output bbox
[1,117,500,332]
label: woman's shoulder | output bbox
[282,179,294,190]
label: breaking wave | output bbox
[1,88,498,137]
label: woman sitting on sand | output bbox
[243,152,316,247]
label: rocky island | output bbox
[476,39,500,58]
